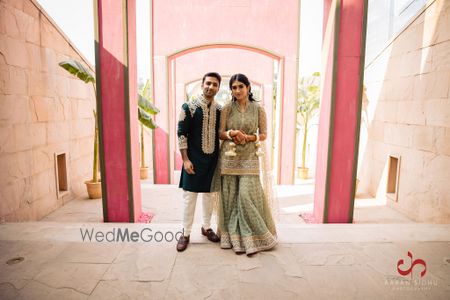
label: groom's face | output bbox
[201,76,220,98]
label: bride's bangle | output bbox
[226,130,233,140]
[254,133,260,142]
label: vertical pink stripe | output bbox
[314,3,336,223]
[327,0,365,223]
[154,128,169,183]
[127,0,142,222]
[99,0,129,221]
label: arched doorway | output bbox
[152,43,286,184]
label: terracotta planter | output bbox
[298,167,309,180]
[140,167,149,179]
[85,180,102,199]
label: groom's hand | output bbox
[183,160,195,174]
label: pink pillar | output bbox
[313,0,368,223]
[279,58,297,184]
[95,0,143,222]
[152,55,170,184]
[174,82,185,171]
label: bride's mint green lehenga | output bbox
[217,101,277,254]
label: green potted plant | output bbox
[137,80,159,179]
[58,60,158,198]
[297,72,321,180]
[58,60,100,198]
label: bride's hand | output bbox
[233,131,246,145]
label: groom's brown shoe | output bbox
[201,227,220,243]
[177,235,190,252]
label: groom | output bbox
[176,72,222,252]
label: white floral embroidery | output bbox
[178,135,187,149]
[187,96,218,154]
[187,100,197,118]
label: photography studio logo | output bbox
[397,251,426,279]
[385,251,437,291]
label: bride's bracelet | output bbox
[226,130,233,140]
[254,133,260,142]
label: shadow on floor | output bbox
[42,180,414,224]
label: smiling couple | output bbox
[176,72,277,256]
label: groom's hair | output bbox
[202,72,222,85]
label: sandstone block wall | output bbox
[359,0,450,222]
[0,0,96,221]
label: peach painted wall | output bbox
[152,0,300,184]
[175,49,274,84]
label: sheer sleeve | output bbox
[258,105,267,135]
[219,102,231,136]
[177,103,191,149]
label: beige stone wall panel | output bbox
[435,127,450,155]
[47,122,70,144]
[28,71,56,97]
[1,36,29,68]
[400,50,423,77]
[13,123,33,152]
[425,98,450,127]
[26,42,42,71]
[427,41,450,73]
[4,65,28,96]
[70,118,94,140]
[0,0,96,220]
[396,100,426,125]
[0,150,32,185]
[25,16,40,45]
[22,0,39,19]
[32,146,53,175]
[361,0,450,223]
[1,180,25,217]
[411,125,436,152]
[31,169,53,202]
[0,124,14,153]
[413,70,450,100]
[375,101,397,123]
[1,5,19,38]
[1,95,31,125]
[386,77,414,101]
[383,123,414,148]
[55,76,69,98]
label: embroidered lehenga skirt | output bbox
[218,175,277,254]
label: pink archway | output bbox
[153,43,286,184]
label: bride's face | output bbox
[231,80,250,101]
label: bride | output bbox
[217,73,277,255]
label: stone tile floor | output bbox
[0,223,449,299]
[2,182,449,299]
